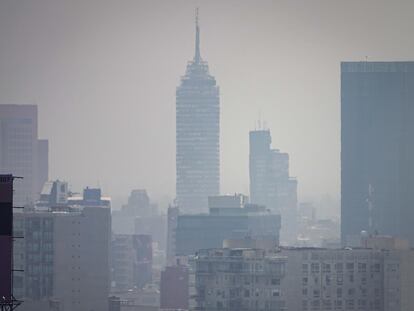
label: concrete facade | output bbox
[194,237,414,311]
[15,185,111,311]
[194,248,287,311]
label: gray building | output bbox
[37,139,49,194]
[174,194,281,256]
[166,204,179,266]
[194,248,287,311]
[0,104,49,206]
[341,62,414,246]
[176,15,220,213]
[194,236,414,311]
[249,129,297,244]
[14,182,111,311]
[111,234,153,291]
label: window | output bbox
[323,300,332,309]
[322,263,331,273]
[358,299,366,309]
[346,299,355,310]
[358,263,367,273]
[346,263,354,271]
[272,290,280,297]
[311,263,320,273]
[336,288,342,298]
[311,300,320,308]
[361,288,367,297]
[335,300,343,309]
[313,289,320,298]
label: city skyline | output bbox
[3,2,414,311]
[2,1,414,208]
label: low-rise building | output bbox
[160,264,189,311]
[194,248,287,311]
[194,236,414,311]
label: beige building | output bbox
[194,248,287,311]
[16,204,111,311]
[194,236,414,311]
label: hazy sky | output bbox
[1,0,414,207]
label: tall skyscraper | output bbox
[341,62,414,246]
[0,105,49,207]
[176,13,220,213]
[249,129,297,244]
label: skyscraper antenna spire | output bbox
[194,7,201,63]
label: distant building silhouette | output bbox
[112,189,167,252]
[341,62,414,246]
[175,194,281,256]
[37,139,49,196]
[166,204,179,266]
[124,189,152,217]
[249,129,297,244]
[176,13,220,213]
[111,234,152,291]
[0,105,49,206]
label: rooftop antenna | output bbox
[367,183,374,234]
[258,109,262,130]
[194,7,201,63]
